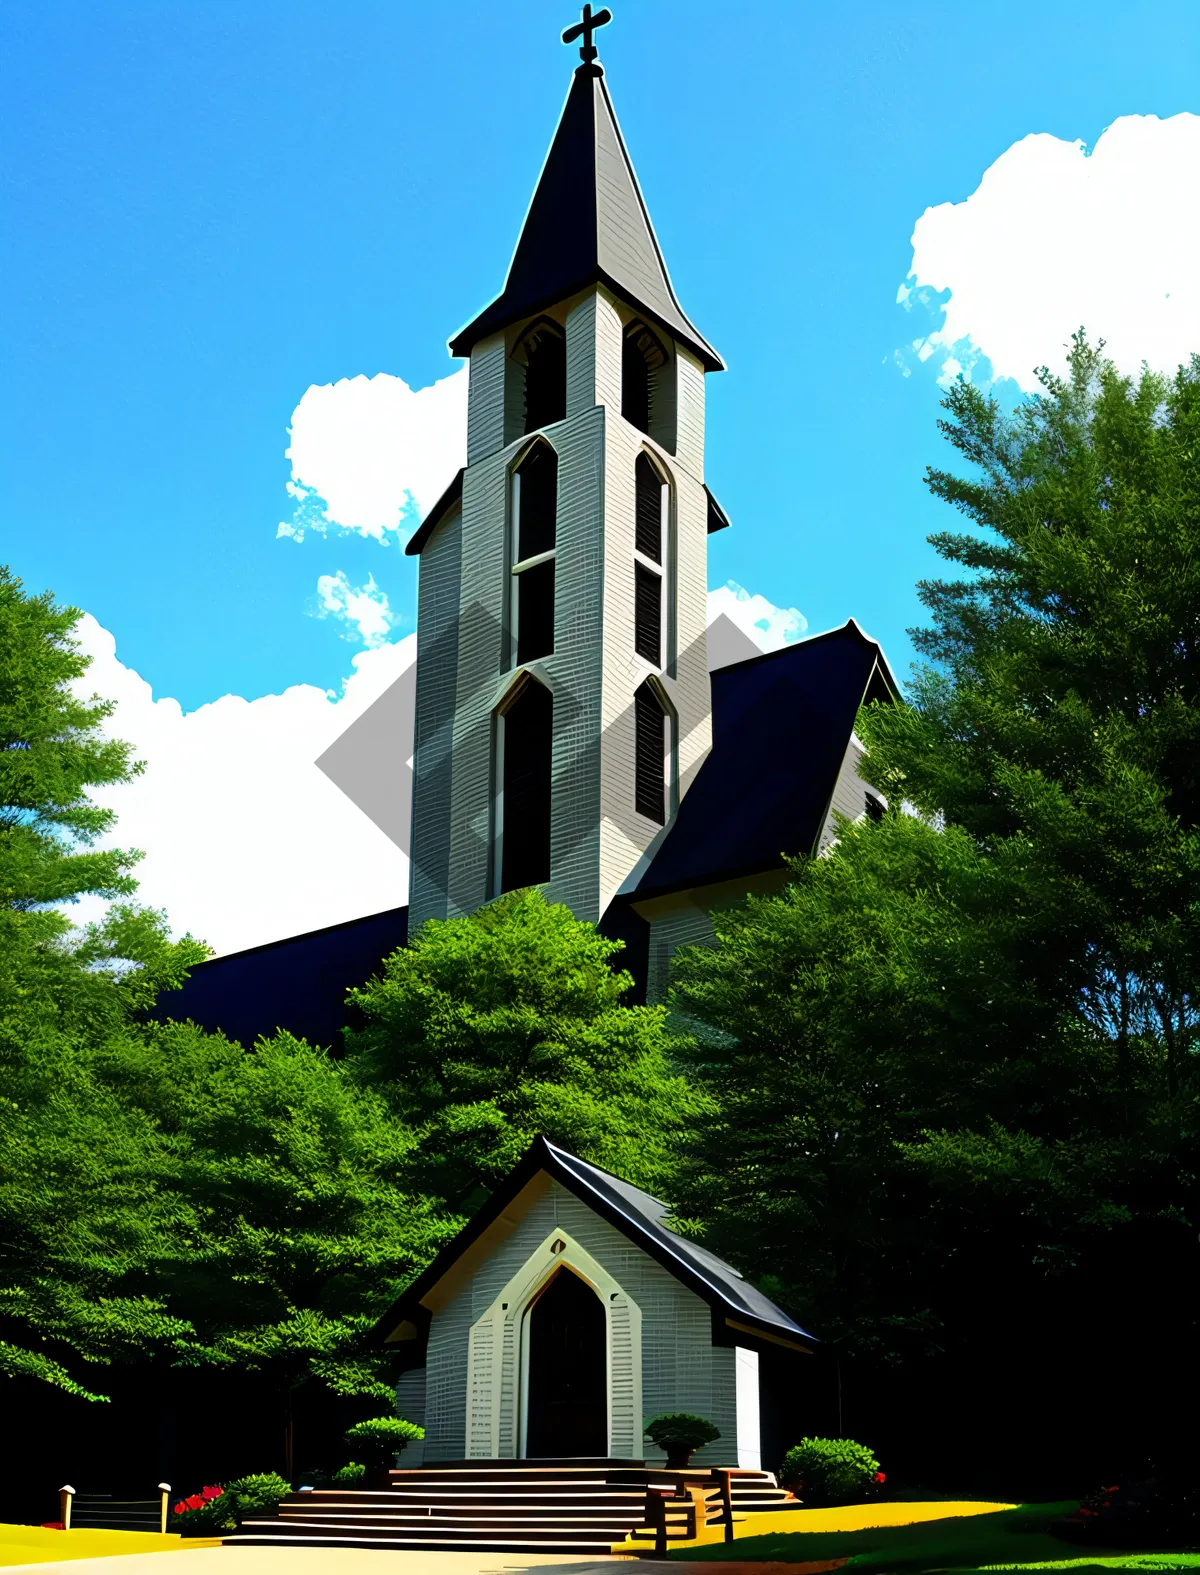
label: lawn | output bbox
[672,1502,1199,1573]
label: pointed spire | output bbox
[449,65,722,372]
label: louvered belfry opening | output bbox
[513,443,557,665]
[622,320,666,436]
[635,454,662,563]
[633,454,665,666]
[634,682,667,825]
[519,319,567,433]
[501,679,553,891]
[634,564,661,665]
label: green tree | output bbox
[0,567,206,1395]
[669,339,1200,1408]
[345,888,709,1210]
[862,335,1200,1103]
[104,1021,449,1472]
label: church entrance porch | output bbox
[523,1268,607,1458]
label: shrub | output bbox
[779,1438,883,1505]
[170,1485,235,1534]
[333,1463,366,1486]
[223,1474,292,1519]
[343,1415,424,1465]
[1054,1474,1200,1549]
[644,1413,721,1468]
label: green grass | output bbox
[967,1561,1200,1573]
[673,1502,1195,1572]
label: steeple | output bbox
[408,15,719,934]
[449,62,722,372]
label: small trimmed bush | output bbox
[344,1415,424,1459]
[224,1474,292,1519]
[644,1413,721,1469]
[333,1462,367,1486]
[779,1437,883,1505]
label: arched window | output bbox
[634,681,667,825]
[511,443,557,664]
[498,677,553,891]
[633,453,666,666]
[622,320,667,436]
[516,318,566,434]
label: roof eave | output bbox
[375,1136,811,1348]
[448,268,724,373]
[405,467,465,558]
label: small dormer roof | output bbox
[449,65,723,373]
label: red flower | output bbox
[201,1486,223,1501]
[184,1495,205,1511]
[874,1472,887,1483]
[173,1503,186,1516]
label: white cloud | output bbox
[706,580,808,651]
[279,370,468,542]
[314,570,396,647]
[69,616,414,957]
[902,113,1200,392]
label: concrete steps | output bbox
[227,1462,795,1552]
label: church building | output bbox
[380,1136,814,1471]
[163,9,901,1510]
[173,13,898,1044]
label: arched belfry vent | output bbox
[515,318,566,433]
[498,677,552,892]
[448,63,723,373]
[622,320,666,436]
[634,681,667,825]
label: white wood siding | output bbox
[420,1179,740,1466]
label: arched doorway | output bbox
[523,1268,607,1458]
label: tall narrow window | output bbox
[500,679,553,891]
[633,454,666,666]
[622,321,667,436]
[634,682,667,825]
[517,318,566,434]
[511,443,557,665]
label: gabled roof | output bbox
[161,905,409,1049]
[632,621,900,901]
[378,1135,815,1353]
[449,65,722,373]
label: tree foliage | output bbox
[671,340,1200,1385]
[345,888,709,1209]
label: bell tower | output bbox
[407,13,724,929]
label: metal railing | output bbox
[58,1485,172,1535]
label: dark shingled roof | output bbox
[633,620,899,901]
[406,466,464,558]
[449,64,722,372]
[378,1135,815,1353]
[162,905,409,1049]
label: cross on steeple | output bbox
[562,4,612,65]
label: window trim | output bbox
[633,674,678,827]
[491,671,554,899]
[632,450,674,675]
[507,439,558,670]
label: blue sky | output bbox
[3,1,1199,949]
